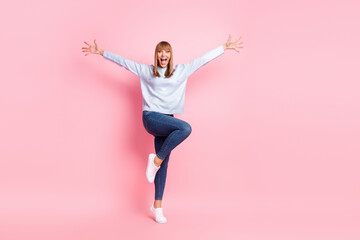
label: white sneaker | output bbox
[150,203,167,224]
[146,153,160,183]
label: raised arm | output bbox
[182,45,225,77]
[183,34,243,77]
[82,39,145,77]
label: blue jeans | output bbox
[142,110,192,200]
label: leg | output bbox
[154,136,170,207]
[143,111,192,209]
[142,111,192,161]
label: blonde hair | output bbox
[153,41,175,78]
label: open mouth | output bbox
[160,58,168,65]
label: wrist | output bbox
[222,44,227,51]
[99,49,104,56]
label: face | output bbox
[157,48,171,68]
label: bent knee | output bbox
[182,123,192,137]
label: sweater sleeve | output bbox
[103,50,145,77]
[182,45,225,77]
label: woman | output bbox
[82,35,243,223]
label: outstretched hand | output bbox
[82,39,103,56]
[223,34,243,52]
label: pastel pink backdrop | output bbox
[0,0,359,239]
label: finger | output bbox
[235,36,242,42]
[228,35,232,44]
[231,46,239,52]
[94,39,98,47]
[84,41,90,46]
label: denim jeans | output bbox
[142,110,192,200]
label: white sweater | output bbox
[103,45,225,114]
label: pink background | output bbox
[1,0,359,239]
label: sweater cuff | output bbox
[219,44,225,54]
[103,50,108,58]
